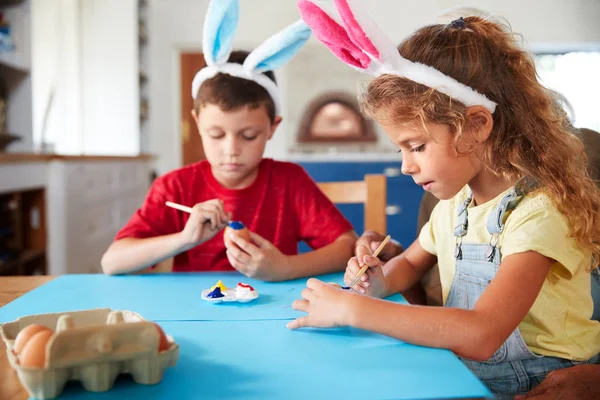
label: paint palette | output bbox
[201,280,259,303]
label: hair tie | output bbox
[450,17,466,30]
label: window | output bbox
[535,52,600,132]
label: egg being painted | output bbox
[223,221,251,248]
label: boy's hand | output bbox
[178,199,229,249]
[287,278,356,329]
[356,230,403,262]
[225,231,291,281]
[344,244,387,298]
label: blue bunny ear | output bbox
[243,20,312,73]
[203,0,239,66]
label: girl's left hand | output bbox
[286,278,356,330]
[226,231,291,281]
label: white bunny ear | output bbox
[243,20,312,73]
[203,0,239,66]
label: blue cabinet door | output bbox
[297,162,424,253]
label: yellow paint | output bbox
[210,280,228,291]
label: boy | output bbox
[101,46,356,278]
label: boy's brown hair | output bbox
[194,50,277,122]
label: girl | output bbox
[290,0,600,397]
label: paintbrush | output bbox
[165,201,231,224]
[347,235,391,289]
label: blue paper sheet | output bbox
[52,320,492,399]
[0,272,407,323]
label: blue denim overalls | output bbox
[592,267,600,321]
[447,187,599,398]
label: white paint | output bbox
[146,0,600,176]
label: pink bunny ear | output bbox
[297,0,371,70]
[334,0,401,68]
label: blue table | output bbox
[1,273,492,399]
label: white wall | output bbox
[4,0,32,153]
[80,0,139,155]
[32,0,83,154]
[145,0,600,175]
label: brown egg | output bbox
[19,330,54,368]
[13,323,52,355]
[153,323,170,352]
[223,221,251,248]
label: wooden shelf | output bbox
[0,152,155,164]
[0,187,46,275]
[0,248,44,274]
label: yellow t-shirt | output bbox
[419,186,600,361]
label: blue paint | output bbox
[207,287,224,298]
[341,286,350,290]
[228,221,245,230]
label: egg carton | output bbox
[0,308,179,399]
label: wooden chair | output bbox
[317,174,387,234]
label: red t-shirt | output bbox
[115,159,353,272]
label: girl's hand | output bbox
[356,230,403,262]
[225,231,291,281]
[287,278,357,329]
[179,199,229,249]
[344,244,387,297]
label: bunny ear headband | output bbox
[297,0,497,113]
[192,0,311,116]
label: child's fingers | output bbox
[352,283,366,294]
[192,204,218,229]
[291,299,309,312]
[226,251,246,273]
[248,231,270,248]
[344,257,363,286]
[306,278,325,290]
[300,288,314,301]
[230,234,260,258]
[355,244,371,260]
[370,241,380,253]
[362,254,382,268]
[198,202,227,227]
[286,316,310,330]
[227,246,251,265]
